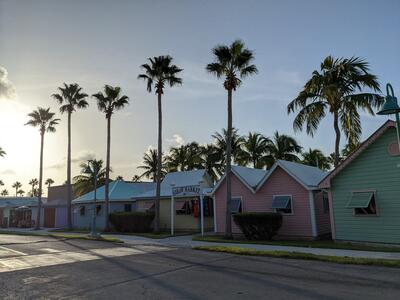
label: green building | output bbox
[319,120,400,244]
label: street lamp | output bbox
[84,160,100,238]
[377,83,400,148]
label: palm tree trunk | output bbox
[67,111,72,229]
[333,111,341,167]
[154,92,162,233]
[225,88,233,239]
[35,132,44,230]
[104,116,111,231]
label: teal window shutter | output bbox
[346,192,374,208]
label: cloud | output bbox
[0,169,16,175]
[166,134,185,147]
[275,70,303,87]
[46,150,96,170]
[0,66,16,100]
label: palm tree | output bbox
[17,190,25,197]
[302,148,331,171]
[116,175,124,181]
[138,149,166,182]
[212,128,245,165]
[264,132,302,168]
[25,107,60,229]
[288,56,382,167]
[341,141,360,158]
[29,178,38,197]
[199,144,224,182]
[73,159,107,197]
[45,178,54,189]
[53,83,88,229]
[206,40,257,238]
[166,142,202,172]
[92,85,129,231]
[238,132,269,168]
[138,55,183,232]
[0,180,4,188]
[12,181,22,197]
[0,147,6,157]
[1,190,8,196]
[131,175,141,182]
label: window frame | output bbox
[351,190,378,217]
[96,204,102,216]
[229,196,243,214]
[124,203,132,212]
[272,194,294,215]
[322,192,329,214]
[79,206,85,216]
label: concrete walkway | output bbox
[3,228,400,260]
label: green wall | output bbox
[331,127,400,244]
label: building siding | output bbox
[314,191,331,235]
[215,167,329,238]
[331,127,400,244]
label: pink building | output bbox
[212,160,330,239]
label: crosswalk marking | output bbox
[0,246,172,273]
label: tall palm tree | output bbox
[0,147,6,157]
[302,148,331,171]
[12,181,22,197]
[288,56,382,167]
[73,159,107,197]
[45,178,54,189]
[29,178,38,197]
[25,107,60,229]
[212,128,244,165]
[206,40,257,238]
[1,190,8,196]
[238,132,269,168]
[92,85,129,231]
[265,132,302,168]
[138,55,183,232]
[53,83,88,229]
[138,149,166,182]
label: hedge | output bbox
[109,211,155,233]
[233,212,282,240]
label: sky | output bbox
[0,0,400,195]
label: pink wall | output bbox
[215,167,330,238]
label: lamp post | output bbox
[84,160,100,238]
[377,83,400,149]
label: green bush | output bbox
[109,211,155,233]
[233,212,282,240]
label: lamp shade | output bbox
[377,95,400,115]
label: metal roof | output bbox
[0,197,47,208]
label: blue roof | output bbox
[232,165,268,188]
[72,181,156,203]
[275,160,327,188]
[0,197,47,208]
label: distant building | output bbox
[0,197,47,228]
[43,185,69,228]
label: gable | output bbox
[258,166,308,194]
[214,172,256,198]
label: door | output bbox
[44,207,56,228]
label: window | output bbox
[322,192,329,214]
[176,201,191,215]
[96,205,102,216]
[228,197,242,214]
[272,195,293,214]
[347,191,377,216]
[124,204,132,212]
[79,206,85,216]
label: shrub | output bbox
[109,211,155,233]
[233,212,282,240]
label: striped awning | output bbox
[143,201,155,210]
[175,200,186,210]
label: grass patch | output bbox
[113,231,193,239]
[193,235,400,253]
[194,246,400,268]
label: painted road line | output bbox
[0,246,173,273]
[0,246,27,257]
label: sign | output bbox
[172,185,201,197]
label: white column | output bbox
[200,193,204,236]
[308,190,318,238]
[213,195,217,233]
[170,184,175,236]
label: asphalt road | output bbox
[0,235,400,299]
